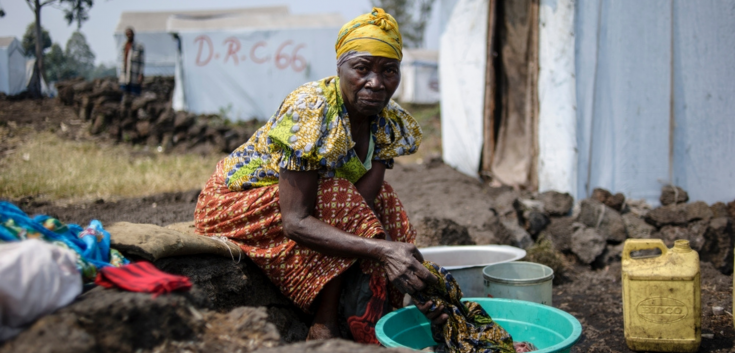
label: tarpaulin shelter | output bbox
[395,49,440,104]
[440,0,735,205]
[167,12,345,121]
[0,37,27,95]
[113,6,289,77]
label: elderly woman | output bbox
[194,8,447,343]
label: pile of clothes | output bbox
[0,202,190,341]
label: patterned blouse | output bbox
[222,76,422,191]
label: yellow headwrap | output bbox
[335,7,403,66]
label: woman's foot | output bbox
[306,273,344,341]
[306,322,340,340]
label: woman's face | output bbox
[338,56,401,118]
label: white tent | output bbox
[395,49,440,104]
[168,12,345,120]
[23,59,51,96]
[0,37,27,95]
[440,0,489,180]
[440,0,735,205]
[113,6,289,76]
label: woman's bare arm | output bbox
[353,161,387,212]
[278,168,435,294]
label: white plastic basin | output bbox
[418,245,526,297]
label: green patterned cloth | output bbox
[412,261,516,353]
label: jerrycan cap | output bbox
[672,240,692,253]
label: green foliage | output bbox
[65,32,95,74]
[217,104,234,121]
[24,0,95,96]
[87,63,117,80]
[44,32,112,82]
[22,22,52,57]
[370,0,434,48]
[525,235,568,285]
[44,43,71,82]
[61,0,94,29]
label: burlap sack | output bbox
[107,221,241,262]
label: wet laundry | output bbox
[412,261,536,353]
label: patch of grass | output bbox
[397,103,442,164]
[525,235,570,285]
[0,132,223,203]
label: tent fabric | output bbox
[166,12,344,31]
[114,32,177,77]
[23,59,50,96]
[440,0,489,177]
[396,49,439,104]
[536,0,577,195]
[442,0,734,205]
[113,7,291,78]
[575,0,735,205]
[0,37,27,95]
[173,14,344,120]
[114,7,289,33]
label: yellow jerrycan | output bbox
[622,239,700,352]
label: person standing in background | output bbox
[119,27,144,96]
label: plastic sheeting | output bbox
[175,28,339,120]
[575,0,735,205]
[396,49,440,104]
[0,239,82,341]
[114,33,177,77]
[23,59,50,96]
[537,0,577,195]
[113,7,291,78]
[0,37,27,95]
[670,2,735,205]
[440,0,489,177]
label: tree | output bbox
[63,0,93,30]
[46,33,111,82]
[370,0,434,48]
[24,0,94,98]
[21,22,51,57]
[87,63,117,80]
[44,43,70,81]
[65,31,95,75]
[45,34,106,82]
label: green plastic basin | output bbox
[375,298,582,352]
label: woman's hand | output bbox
[416,300,449,328]
[380,242,437,294]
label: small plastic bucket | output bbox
[419,245,526,297]
[483,261,554,305]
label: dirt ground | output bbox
[2,98,734,352]
[12,167,735,353]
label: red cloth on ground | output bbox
[95,261,192,296]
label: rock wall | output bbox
[413,184,735,275]
[55,77,258,153]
